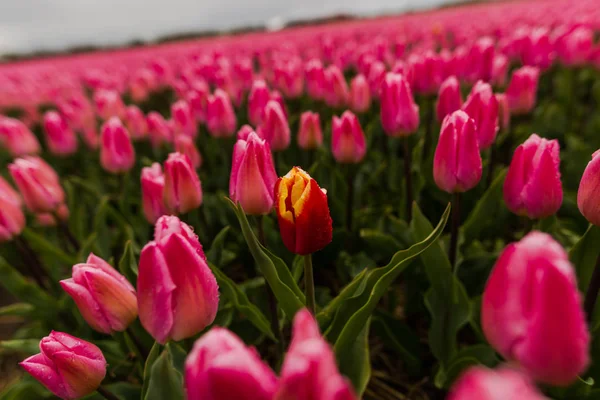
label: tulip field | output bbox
[2,0,600,398]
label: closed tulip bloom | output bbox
[248,80,272,126]
[305,59,326,100]
[436,76,463,122]
[147,112,172,148]
[332,111,367,164]
[237,124,254,141]
[409,51,444,94]
[99,118,135,174]
[521,27,554,70]
[297,111,323,150]
[274,60,304,98]
[163,152,202,214]
[270,90,288,119]
[557,26,593,66]
[141,163,168,224]
[186,83,210,123]
[448,367,546,400]
[503,134,562,219]
[578,150,600,226]
[230,131,277,215]
[0,117,41,156]
[349,74,371,113]
[323,65,349,108]
[138,215,218,343]
[433,110,482,193]
[206,89,237,138]
[9,156,65,214]
[185,328,278,400]
[93,89,125,120]
[275,167,332,255]
[258,100,290,152]
[43,111,78,156]
[20,331,107,400]
[505,66,540,115]
[171,100,196,138]
[60,254,137,334]
[275,309,356,400]
[491,54,509,87]
[462,81,499,150]
[124,105,148,140]
[482,232,589,385]
[174,134,202,169]
[496,93,510,132]
[468,37,495,83]
[0,179,25,242]
[380,73,420,137]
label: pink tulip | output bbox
[275,309,356,400]
[521,28,554,70]
[206,89,237,138]
[504,134,562,219]
[578,150,600,226]
[0,117,41,156]
[138,215,218,343]
[185,327,278,400]
[43,111,78,156]
[409,51,444,94]
[366,60,387,97]
[380,73,420,137]
[349,74,371,113]
[297,111,323,150]
[467,37,495,83]
[9,156,65,214]
[171,100,197,138]
[80,123,100,150]
[21,331,106,400]
[100,117,135,174]
[436,76,463,122]
[505,66,540,115]
[482,232,589,385]
[305,59,326,100]
[496,93,510,132]
[258,100,290,152]
[248,80,272,126]
[270,90,288,119]
[129,68,156,102]
[60,254,137,334]
[323,65,349,108]
[230,129,277,215]
[433,110,482,193]
[93,89,125,120]
[0,176,25,242]
[147,112,172,148]
[141,163,168,224]
[462,81,499,150]
[174,134,202,169]
[274,59,304,98]
[124,105,148,140]
[448,366,546,400]
[332,111,367,164]
[237,124,254,141]
[556,26,593,66]
[163,152,202,214]
[491,54,509,87]
[186,82,210,123]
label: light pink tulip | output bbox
[171,100,197,138]
[449,366,546,400]
[206,89,237,138]
[247,80,272,126]
[332,111,367,164]
[297,111,323,150]
[0,117,41,156]
[147,112,172,148]
[462,81,499,150]
[380,72,420,137]
[43,111,78,156]
[9,156,65,214]
[505,66,540,116]
[141,163,168,224]
[124,105,148,140]
[163,152,202,214]
[258,100,290,152]
[174,134,202,169]
[100,117,135,174]
[323,65,349,108]
[349,74,371,113]
[578,150,600,226]
[436,76,463,122]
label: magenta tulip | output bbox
[0,117,41,156]
[332,111,367,164]
[505,66,540,115]
[100,117,135,174]
[258,100,290,152]
[171,100,197,138]
[141,163,167,224]
[349,74,371,113]
[9,156,65,214]
[380,72,419,137]
[124,105,148,140]
[462,81,499,150]
[578,150,600,226]
[43,111,78,156]
[248,80,272,126]
[206,89,237,138]
[436,76,463,122]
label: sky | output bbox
[0,0,455,55]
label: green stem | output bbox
[125,326,148,360]
[584,253,600,323]
[345,166,355,233]
[96,386,119,400]
[449,193,461,269]
[486,145,497,189]
[15,237,50,290]
[304,254,316,315]
[403,137,413,222]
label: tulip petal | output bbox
[20,354,69,399]
[60,278,112,334]
[52,351,106,399]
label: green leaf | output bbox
[141,342,161,400]
[83,382,141,400]
[318,269,368,330]
[359,229,402,261]
[337,320,371,397]
[461,168,508,242]
[0,377,50,400]
[570,224,600,293]
[118,240,138,283]
[21,228,76,265]
[227,199,305,319]
[166,342,188,374]
[209,262,275,340]
[0,303,35,317]
[207,226,230,266]
[331,204,451,391]
[411,204,471,368]
[144,350,184,400]
[371,313,422,374]
[434,344,498,388]
[0,339,40,355]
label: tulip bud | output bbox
[436,76,463,122]
[21,331,107,400]
[230,131,277,215]
[9,156,65,214]
[275,309,356,400]
[366,61,387,97]
[163,152,202,214]
[482,232,589,385]
[305,59,326,100]
[297,111,323,150]
[577,150,600,226]
[0,177,25,242]
[380,73,420,137]
[93,89,125,120]
[99,117,135,174]
[138,216,218,343]
[141,163,168,224]
[275,167,332,255]
[237,124,254,141]
[274,59,304,98]
[206,89,237,138]
[323,65,349,108]
[60,254,137,334]
[0,117,41,156]
[185,328,278,400]
[449,366,546,400]
[492,54,509,87]
[248,80,272,126]
[409,51,444,94]
[462,81,499,150]
[332,111,367,164]
[174,134,202,169]
[503,134,562,219]
[186,83,210,123]
[349,74,371,113]
[258,100,290,152]
[43,111,78,156]
[171,100,197,138]
[124,105,148,140]
[147,112,172,148]
[505,66,540,115]
[433,110,482,193]
[468,37,495,83]
[556,26,593,66]
[496,93,510,132]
